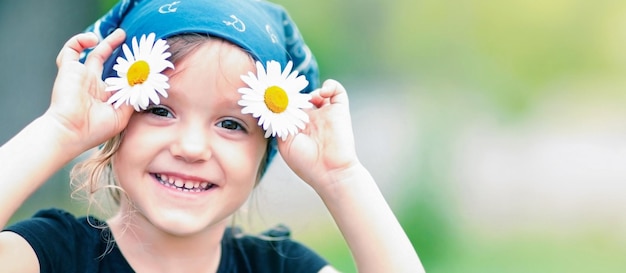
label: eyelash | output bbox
[217,119,247,132]
[145,106,174,118]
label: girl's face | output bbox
[112,39,267,236]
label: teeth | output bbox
[175,180,184,188]
[155,174,213,191]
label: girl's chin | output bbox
[146,209,229,236]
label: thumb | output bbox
[108,103,135,133]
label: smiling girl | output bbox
[0,0,423,272]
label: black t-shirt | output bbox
[5,209,328,272]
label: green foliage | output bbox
[280,0,626,115]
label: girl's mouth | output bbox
[153,173,216,192]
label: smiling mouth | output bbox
[153,173,216,192]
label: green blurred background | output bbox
[3,0,626,272]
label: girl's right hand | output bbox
[46,29,133,153]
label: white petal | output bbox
[287,108,310,124]
[152,60,174,72]
[129,87,141,106]
[152,39,168,55]
[114,57,130,71]
[241,75,266,92]
[131,36,140,59]
[281,61,294,79]
[113,98,126,109]
[264,126,273,138]
[144,33,156,54]
[137,89,150,109]
[266,61,283,84]
[107,91,123,105]
[288,77,309,93]
[147,89,160,105]
[122,43,134,63]
[255,61,268,83]
[104,77,127,91]
[240,93,264,102]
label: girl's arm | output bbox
[0,30,131,273]
[0,29,130,228]
[279,80,425,273]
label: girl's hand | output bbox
[46,29,133,152]
[278,79,360,191]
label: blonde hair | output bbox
[70,134,123,215]
[70,34,268,216]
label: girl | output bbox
[0,0,423,272]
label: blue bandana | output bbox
[82,0,319,173]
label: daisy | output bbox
[238,60,312,140]
[105,33,174,111]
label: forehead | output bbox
[165,38,256,101]
[167,36,255,74]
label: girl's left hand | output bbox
[279,80,426,273]
[278,79,360,191]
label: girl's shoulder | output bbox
[5,208,133,273]
[218,225,328,273]
[6,208,105,241]
[7,208,110,244]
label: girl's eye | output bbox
[146,106,174,118]
[217,119,245,131]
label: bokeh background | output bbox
[3,0,626,272]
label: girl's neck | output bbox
[107,209,226,273]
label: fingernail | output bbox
[86,32,98,40]
[322,81,335,92]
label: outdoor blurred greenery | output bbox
[4,0,626,272]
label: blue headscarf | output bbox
[82,0,319,173]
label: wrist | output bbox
[313,162,375,202]
[35,113,90,161]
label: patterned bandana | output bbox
[82,0,320,173]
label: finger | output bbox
[309,79,349,109]
[309,89,326,108]
[115,103,135,127]
[84,28,126,76]
[96,80,110,101]
[56,32,99,67]
[320,79,349,106]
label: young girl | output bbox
[0,0,423,272]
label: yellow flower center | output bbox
[127,60,150,86]
[264,86,289,113]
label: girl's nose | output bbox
[170,124,212,163]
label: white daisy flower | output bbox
[238,60,312,140]
[104,33,174,111]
